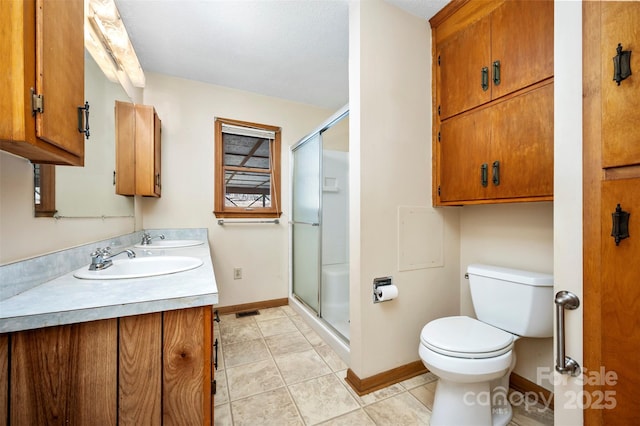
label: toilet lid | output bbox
[420,316,514,359]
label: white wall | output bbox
[138,72,332,307]
[459,202,554,390]
[349,0,461,378]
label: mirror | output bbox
[52,52,134,218]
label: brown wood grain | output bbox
[10,320,117,425]
[119,313,162,425]
[163,307,212,426]
[115,101,137,195]
[0,334,8,426]
[0,0,83,165]
[135,104,161,197]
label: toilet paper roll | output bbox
[376,284,398,301]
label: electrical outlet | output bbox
[233,267,242,280]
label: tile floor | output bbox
[213,306,553,426]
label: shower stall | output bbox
[290,106,350,347]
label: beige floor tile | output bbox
[290,314,313,332]
[274,348,332,385]
[288,373,360,425]
[256,307,288,321]
[265,330,312,356]
[280,305,298,317]
[408,380,437,411]
[315,344,348,372]
[508,390,553,426]
[364,392,431,425]
[400,372,438,390]
[214,370,229,406]
[214,403,233,426]
[230,387,303,426]
[223,338,270,368]
[301,327,325,346]
[220,321,262,345]
[317,409,376,426]
[257,316,299,337]
[226,358,284,401]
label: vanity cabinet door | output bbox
[0,334,7,426]
[10,320,118,425]
[0,0,85,165]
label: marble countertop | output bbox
[0,236,218,333]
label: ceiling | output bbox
[115,0,448,110]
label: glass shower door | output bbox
[291,134,321,312]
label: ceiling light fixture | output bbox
[84,0,145,90]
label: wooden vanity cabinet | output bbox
[115,101,162,197]
[432,0,554,206]
[0,0,86,166]
[0,306,213,426]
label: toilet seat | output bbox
[420,316,514,359]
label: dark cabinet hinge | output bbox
[438,131,441,142]
[438,105,441,116]
[438,186,441,196]
[212,379,217,395]
[31,89,44,115]
[438,55,441,66]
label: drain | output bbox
[235,310,260,318]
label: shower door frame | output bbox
[290,104,349,340]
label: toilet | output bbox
[419,264,553,426]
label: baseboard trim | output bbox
[509,372,554,410]
[345,361,428,396]
[215,298,289,316]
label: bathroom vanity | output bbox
[0,229,218,425]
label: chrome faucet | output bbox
[140,232,165,245]
[89,247,136,271]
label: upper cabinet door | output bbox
[36,0,85,157]
[601,2,640,169]
[490,0,554,99]
[438,16,492,121]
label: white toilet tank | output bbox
[467,264,554,338]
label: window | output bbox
[214,118,282,218]
[34,164,57,217]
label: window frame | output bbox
[214,117,282,219]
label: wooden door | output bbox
[437,15,491,120]
[153,111,162,196]
[163,307,212,426]
[600,2,640,168]
[584,1,640,424]
[490,0,554,100]
[439,106,492,202]
[10,320,117,425]
[115,101,136,195]
[36,0,84,157]
[490,82,554,200]
[119,313,162,425]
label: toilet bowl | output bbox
[418,264,553,426]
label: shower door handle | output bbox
[555,291,581,376]
[289,221,320,226]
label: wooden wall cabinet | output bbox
[115,101,162,197]
[0,306,213,425]
[432,0,554,206]
[0,0,86,166]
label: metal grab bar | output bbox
[555,291,581,376]
[289,221,319,226]
[217,219,279,225]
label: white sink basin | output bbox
[73,256,203,280]
[134,239,204,249]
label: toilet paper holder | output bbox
[373,276,393,303]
